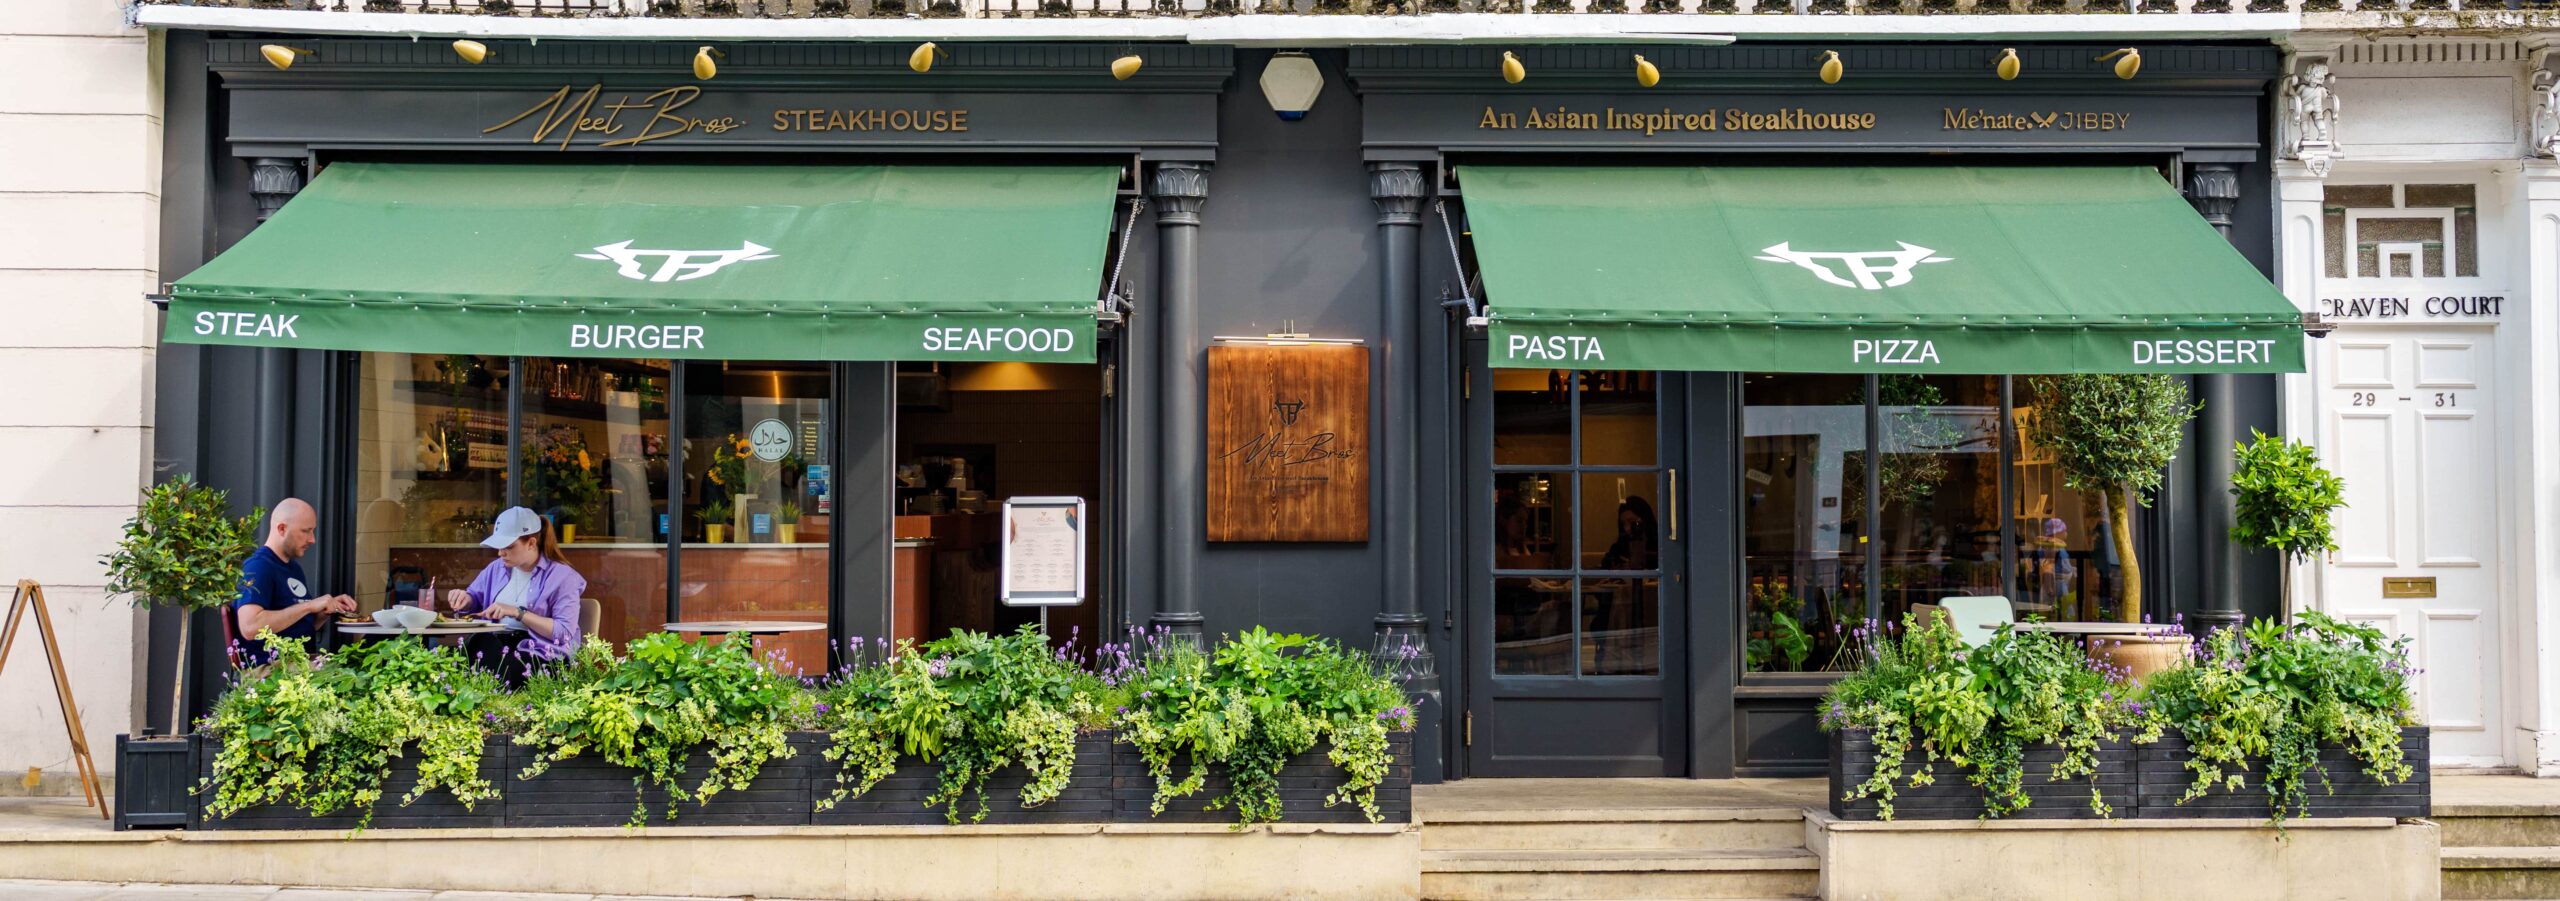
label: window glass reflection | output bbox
[1494,369,1571,466]
[1493,472,1568,571]
[1581,577,1659,676]
[1581,473,1658,572]
[1494,576,1574,676]
[2014,380,2133,623]
[1872,376,2005,627]
[1741,374,1866,673]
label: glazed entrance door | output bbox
[1465,361,1689,776]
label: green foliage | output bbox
[1114,628,1413,826]
[775,502,803,525]
[101,474,261,611]
[1822,616,2159,820]
[200,636,500,832]
[506,632,808,826]
[2228,430,2347,565]
[1746,584,1814,673]
[520,425,601,527]
[2143,612,2415,825]
[811,627,1093,824]
[2024,374,2197,500]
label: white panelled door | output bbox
[2322,325,2503,766]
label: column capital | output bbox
[249,157,305,223]
[1368,162,1427,227]
[2186,163,2240,234]
[1149,161,1211,226]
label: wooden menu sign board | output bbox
[1207,344,1369,542]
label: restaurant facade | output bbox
[148,27,2304,784]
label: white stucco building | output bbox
[0,2,158,793]
[2277,16,2560,775]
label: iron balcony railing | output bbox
[128,0,2560,18]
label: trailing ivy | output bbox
[2143,612,2415,824]
[505,632,808,826]
[812,627,1097,824]
[1114,628,1412,826]
[199,635,500,832]
[1821,616,2158,820]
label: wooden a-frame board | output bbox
[0,580,107,819]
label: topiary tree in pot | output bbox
[2024,374,2198,624]
[2228,429,2347,615]
[100,474,261,734]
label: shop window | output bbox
[1870,376,2005,624]
[2011,379,2137,624]
[357,354,509,613]
[680,361,831,674]
[1740,374,1866,674]
[1491,370,1662,678]
[521,358,671,659]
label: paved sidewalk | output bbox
[0,882,810,901]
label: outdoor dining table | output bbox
[2009,622,2176,637]
[335,621,514,638]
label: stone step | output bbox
[1421,807,1808,852]
[2440,846,2560,901]
[2435,806,2560,848]
[1421,848,1820,901]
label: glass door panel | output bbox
[679,360,832,674]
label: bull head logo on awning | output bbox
[577,241,779,283]
[1754,242,1952,291]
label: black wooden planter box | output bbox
[503,732,827,828]
[113,734,198,831]
[2135,726,2429,820]
[194,736,510,831]
[811,732,1119,825]
[1828,728,2136,820]
[1112,731,1412,825]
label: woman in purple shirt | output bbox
[441,506,588,684]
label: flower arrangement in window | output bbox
[521,425,601,534]
[704,433,754,500]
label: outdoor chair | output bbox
[579,598,602,639]
[1938,596,2014,648]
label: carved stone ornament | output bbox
[2280,59,2343,177]
[1368,162,1426,227]
[1149,162,1210,227]
[249,157,306,223]
[2534,67,2560,159]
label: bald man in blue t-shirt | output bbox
[233,498,354,666]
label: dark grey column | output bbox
[2187,163,2244,632]
[1369,163,1430,656]
[249,158,305,506]
[1150,162,1210,639]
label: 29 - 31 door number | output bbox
[2345,391,2459,407]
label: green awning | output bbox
[167,162,1119,362]
[1460,166,2305,374]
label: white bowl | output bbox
[388,606,436,631]
[371,608,404,629]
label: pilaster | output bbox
[2515,161,2560,776]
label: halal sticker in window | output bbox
[748,418,793,463]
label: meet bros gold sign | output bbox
[1206,344,1370,543]
[1474,105,2136,136]
[484,84,971,149]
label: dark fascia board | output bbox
[1346,42,2281,93]
[208,38,1234,93]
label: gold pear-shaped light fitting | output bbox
[692,46,721,81]
[453,40,490,64]
[910,42,941,74]
[1634,54,1660,88]
[2097,48,2141,80]
[1817,50,1843,85]
[1112,54,1143,81]
[1995,48,2020,81]
[260,45,303,71]
[1500,51,1526,85]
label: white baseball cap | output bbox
[481,506,545,550]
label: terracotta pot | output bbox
[2087,632,2192,681]
[705,524,728,544]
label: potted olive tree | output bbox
[2228,430,2347,614]
[100,475,259,828]
[2024,375,2197,675]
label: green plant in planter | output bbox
[812,626,1096,824]
[200,636,501,831]
[2142,612,2415,824]
[2024,374,2198,623]
[1822,616,2159,819]
[101,474,262,734]
[2228,430,2347,611]
[1115,628,1412,826]
[506,632,808,825]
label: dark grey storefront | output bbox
[149,33,2290,783]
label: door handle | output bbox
[1667,468,1679,542]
